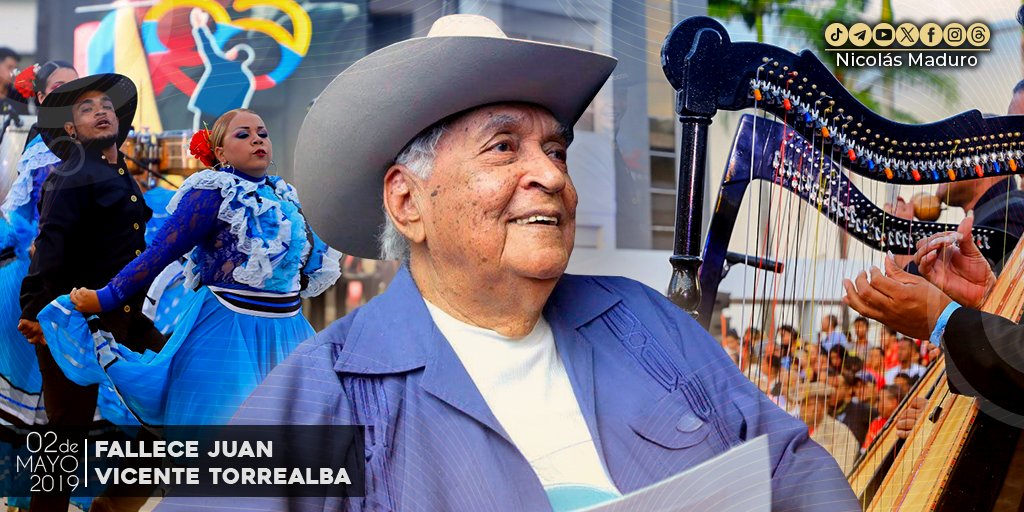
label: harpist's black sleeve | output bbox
[943,307,1024,416]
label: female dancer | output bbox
[0,61,77,426]
[0,60,80,511]
[40,108,341,425]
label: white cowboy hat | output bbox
[293,14,617,259]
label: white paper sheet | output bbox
[580,435,772,512]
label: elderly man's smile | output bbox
[510,214,560,226]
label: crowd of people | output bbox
[719,314,938,473]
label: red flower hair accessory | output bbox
[14,64,37,100]
[189,129,217,167]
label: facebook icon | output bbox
[921,22,942,46]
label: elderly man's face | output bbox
[418,104,576,281]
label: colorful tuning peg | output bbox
[884,167,894,180]
[911,169,921,181]
[974,163,984,177]
[947,169,956,181]
[753,89,763,101]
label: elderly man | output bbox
[179,15,858,511]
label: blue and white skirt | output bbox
[0,214,46,426]
[37,285,315,426]
[143,259,190,335]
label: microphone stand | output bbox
[123,153,180,190]
[0,98,24,148]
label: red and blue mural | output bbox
[72,0,312,131]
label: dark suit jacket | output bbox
[944,307,1024,418]
[20,147,151,321]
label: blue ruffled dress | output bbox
[38,168,342,426]
[142,185,189,335]
[0,134,58,427]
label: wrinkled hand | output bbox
[914,214,996,308]
[17,319,45,346]
[884,198,916,267]
[895,396,928,439]
[843,253,951,340]
[70,287,102,314]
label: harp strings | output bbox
[730,99,940,480]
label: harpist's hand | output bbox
[843,254,951,340]
[913,213,996,309]
[70,288,102,314]
[895,397,927,439]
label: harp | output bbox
[661,15,1024,510]
[703,115,1017,325]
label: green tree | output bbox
[708,0,794,42]
[710,0,959,122]
[782,0,957,121]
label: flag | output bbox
[84,8,163,132]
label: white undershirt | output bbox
[425,300,619,495]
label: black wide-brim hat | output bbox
[37,73,137,161]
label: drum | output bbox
[0,115,34,201]
[121,131,139,173]
[158,130,203,176]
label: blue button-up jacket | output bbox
[160,268,858,511]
